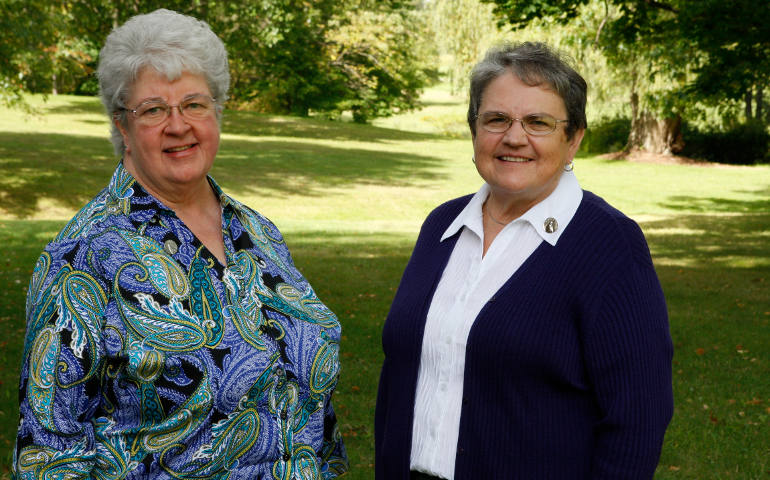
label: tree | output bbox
[426,0,499,95]
[481,0,770,154]
[0,0,59,107]
[3,0,438,122]
[678,0,770,122]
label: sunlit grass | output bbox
[1,92,769,479]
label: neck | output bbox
[123,162,216,214]
[484,194,530,225]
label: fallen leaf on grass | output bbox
[695,348,706,355]
[668,466,681,471]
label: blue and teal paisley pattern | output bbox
[14,163,348,479]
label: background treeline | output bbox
[1,0,768,164]
[0,0,440,122]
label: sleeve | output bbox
[583,226,674,478]
[318,391,349,478]
[13,241,108,479]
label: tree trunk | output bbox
[629,111,684,154]
[745,88,753,119]
[755,86,763,120]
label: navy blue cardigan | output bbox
[375,191,673,479]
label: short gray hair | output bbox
[467,42,587,140]
[97,9,230,155]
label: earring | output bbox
[564,162,574,172]
[472,156,476,164]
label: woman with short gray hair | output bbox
[14,9,347,479]
[376,42,672,479]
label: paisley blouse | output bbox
[14,163,348,479]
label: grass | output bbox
[1,89,769,478]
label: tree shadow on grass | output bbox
[41,100,106,115]
[0,131,448,218]
[221,110,442,143]
[660,190,770,214]
[640,211,770,475]
[0,132,117,218]
[641,212,770,267]
[212,138,446,197]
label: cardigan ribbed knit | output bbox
[375,191,673,479]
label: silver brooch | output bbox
[544,217,558,234]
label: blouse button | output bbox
[283,453,291,461]
[163,239,178,255]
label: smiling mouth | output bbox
[499,156,532,163]
[164,144,196,153]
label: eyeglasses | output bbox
[476,111,568,136]
[122,94,217,127]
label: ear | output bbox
[567,128,585,159]
[114,115,131,152]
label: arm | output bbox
[318,392,349,478]
[583,229,674,478]
[14,244,108,479]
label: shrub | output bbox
[580,116,630,154]
[681,121,770,165]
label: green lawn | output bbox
[1,91,769,478]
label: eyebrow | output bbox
[481,111,554,117]
[134,93,209,104]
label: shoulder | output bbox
[225,193,286,242]
[570,190,654,267]
[54,187,122,243]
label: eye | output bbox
[524,115,555,130]
[138,104,167,117]
[484,113,509,124]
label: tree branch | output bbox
[594,0,610,45]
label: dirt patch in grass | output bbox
[599,149,757,168]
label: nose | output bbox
[502,118,528,145]
[164,106,191,134]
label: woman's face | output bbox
[472,71,584,213]
[117,69,220,199]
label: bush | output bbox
[581,116,630,154]
[681,121,770,165]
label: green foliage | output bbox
[483,0,589,28]
[0,0,59,105]
[681,121,770,165]
[321,5,439,122]
[0,0,438,121]
[679,0,770,105]
[580,116,630,154]
[479,0,770,157]
[425,0,500,95]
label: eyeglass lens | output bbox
[478,112,559,135]
[133,95,215,125]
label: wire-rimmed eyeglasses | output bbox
[476,111,568,136]
[121,94,217,127]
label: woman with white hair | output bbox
[14,9,347,479]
